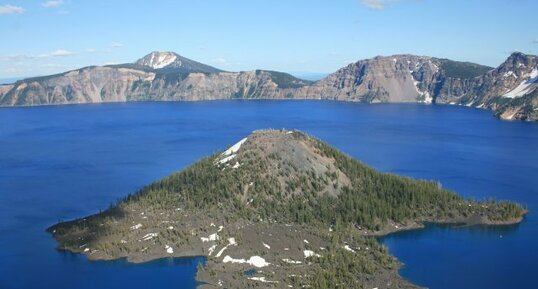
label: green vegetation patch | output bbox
[438,59,493,79]
[257,70,313,89]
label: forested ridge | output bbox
[115,130,524,231]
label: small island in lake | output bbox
[48,129,526,288]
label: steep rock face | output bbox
[1,51,537,121]
[0,68,307,105]
[434,52,538,120]
[435,52,537,104]
[0,84,14,96]
[0,67,156,106]
[484,52,538,100]
[297,55,445,103]
[493,89,538,121]
[125,70,307,102]
[296,52,537,121]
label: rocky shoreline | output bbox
[49,214,526,289]
[364,212,527,237]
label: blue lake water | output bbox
[0,101,537,289]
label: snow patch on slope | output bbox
[343,245,356,253]
[130,223,142,230]
[222,255,270,268]
[165,245,174,254]
[216,137,248,165]
[140,233,158,241]
[138,52,178,69]
[504,69,538,98]
[410,74,432,104]
[215,237,237,258]
[303,250,321,258]
[201,233,219,242]
[223,137,248,156]
[503,71,516,78]
[248,277,279,283]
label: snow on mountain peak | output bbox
[136,51,179,69]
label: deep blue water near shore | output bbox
[0,101,537,289]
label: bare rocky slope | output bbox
[1,51,537,121]
[48,129,525,289]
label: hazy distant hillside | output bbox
[0,78,21,85]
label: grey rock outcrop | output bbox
[1,51,537,121]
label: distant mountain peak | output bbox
[509,51,528,57]
[135,51,222,73]
[136,51,180,69]
[499,51,537,72]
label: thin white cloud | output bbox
[41,63,64,68]
[86,48,97,53]
[0,49,75,61]
[0,62,70,78]
[1,65,30,75]
[533,39,538,44]
[42,0,63,8]
[111,42,124,48]
[213,58,229,66]
[361,0,399,10]
[0,55,29,61]
[49,49,74,57]
[0,4,25,15]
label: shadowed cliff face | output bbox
[1,51,537,121]
[433,52,538,120]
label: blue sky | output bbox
[0,0,537,79]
